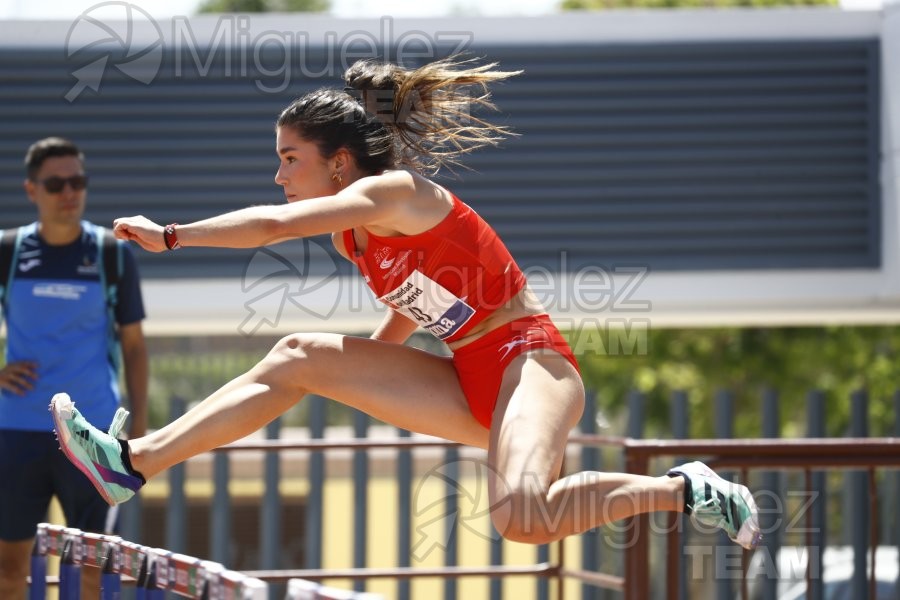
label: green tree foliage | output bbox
[571,326,900,440]
[197,0,329,13]
[562,0,836,8]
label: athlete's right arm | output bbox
[331,232,418,344]
[113,181,412,253]
[370,310,418,344]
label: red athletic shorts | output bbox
[451,314,580,429]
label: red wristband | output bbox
[163,223,181,250]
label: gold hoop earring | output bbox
[332,172,343,189]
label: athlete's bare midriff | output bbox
[446,285,545,352]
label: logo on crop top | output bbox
[374,247,395,270]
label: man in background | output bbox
[0,137,148,599]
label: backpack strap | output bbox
[94,224,123,371]
[99,226,121,310]
[0,227,25,311]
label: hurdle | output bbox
[29,524,387,600]
[285,578,385,599]
[30,523,268,600]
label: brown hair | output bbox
[276,56,521,175]
[25,137,83,180]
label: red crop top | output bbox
[343,194,526,343]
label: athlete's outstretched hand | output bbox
[114,216,167,252]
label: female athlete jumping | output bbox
[52,56,760,549]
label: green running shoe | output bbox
[50,392,143,506]
[668,461,762,550]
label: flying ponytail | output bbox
[277,56,520,176]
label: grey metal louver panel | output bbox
[0,39,880,278]
[453,41,881,271]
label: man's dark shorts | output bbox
[0,429,110,541]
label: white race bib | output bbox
[379,270,475,340]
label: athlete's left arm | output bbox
[119,321,149,438]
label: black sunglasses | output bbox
[35,174,89,193]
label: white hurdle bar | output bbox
[30,523,268,599]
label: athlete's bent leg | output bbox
[487,351,683,544]
[486,351,758,548]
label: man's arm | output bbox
[118,321,148,438]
